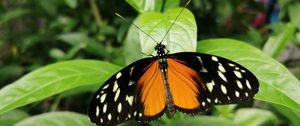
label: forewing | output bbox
[168,52,259,112]
[88,57,155,126]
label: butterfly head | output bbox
[155,43,167,56]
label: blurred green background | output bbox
[1,0,300,126]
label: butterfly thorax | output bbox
[154,43,175,117]
[154,43,168,69]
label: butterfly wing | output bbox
[88,58,166,125]
[167,52,259,114]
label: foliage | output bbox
[1,0,300,126]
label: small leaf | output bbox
[233,108,278,126]
[263,23,296,58]
[13,112,94,126]
[0,60,121,114]
[139,8,197,55]
[0,8,30,24]
[288,3,300,29]
[125,0,157,13]
[214,105,236,118]
[198,39,300,112]
[64,0,78,9]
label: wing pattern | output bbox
[89,57,160,125]
[89,52,259,125]
[168,52,259,114]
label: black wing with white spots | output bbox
[169,52,259,108]
[88,57,155,126]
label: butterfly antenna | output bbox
[159,0,191,44]
[115,13,159,44]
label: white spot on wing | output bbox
[100,94,107,103]
[103,104,107,113]
[207,98,211,103]
[236,80,243,89]
[116,72,122,79]
[206,81,215,92]
[128,81,134,86]
[218,63,226,73]
[245,92,249,97]
[113,81,118,92]
[246,80,251,89]
[234,71,242,78]
[130,67,134,76]
[118,103,122,113]
[221,84,227,94]
[235,91,240,97]
[126,95,134,105]
[212,56,218,61]
[114,89,120,101]
[197,56,203,63]
[218,71,227,82]
[100,118,103,123]
[103,84,109,89]
[228,63,235,67]
[214,98,219,103]
[108,113,112,120]
[202,102,206,106]
[96,95,100,99]
[96,106,100,116]
[139,113,142,117]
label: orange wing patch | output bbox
[168,59,201,109]
[137,61,166,116]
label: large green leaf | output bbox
[124,7,196,63]
[0,60,120,114]
[13,112,94,126]
[197,39,300,112]
[138,8,197,55]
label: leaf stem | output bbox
[50,94,62,112]
[89,0,102,27]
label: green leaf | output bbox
[64,0,78,9]
[0,60,121,114]
[233,108,277,126]
[263,23,296,58]
[288,3,300,29]
[125,0,159,13]
[272,104,300,126]
[197,39,300,112]
[0,110,29,126]
[0,8,30,24]
[125,0,180,13]
[166,116,237,126]
[57,32,106,57]
[214,105,236,118]
[13,112,94,126]
[123,20,144,64]
[139,8,197,55]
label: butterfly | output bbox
[88,2,259,126]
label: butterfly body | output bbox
[88,43,259,126]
